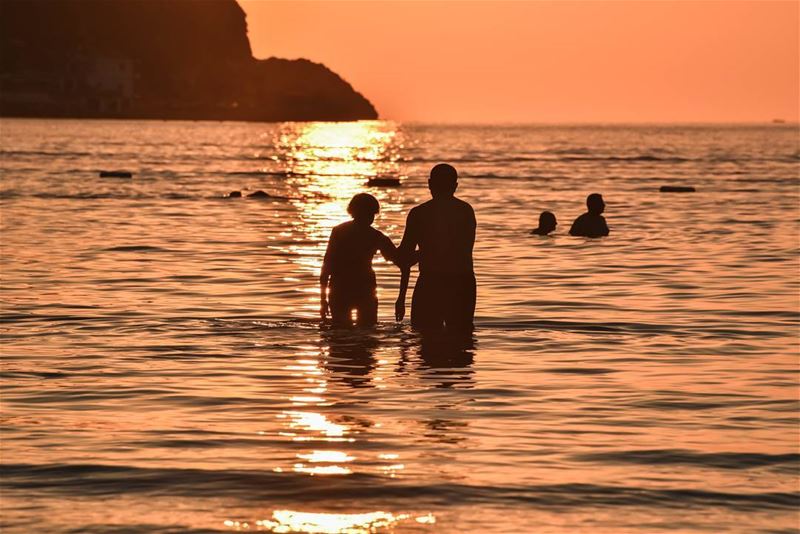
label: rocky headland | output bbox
[0,0,377,121]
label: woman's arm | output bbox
[375,232,415,322]
[320,229,337,319]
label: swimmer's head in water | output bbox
[429,163,458,198]
[587,193,605,215]
[348,193,380,224]
[538,211,557,233]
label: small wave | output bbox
[102,245,170,253]
[9,191,287,201]
[477,318,682,335]
[573,449,800,470]
[5,192,120,200]
[547,367,618,375]
[402,154,696,164]
[226,170,292,177]
[2,463,797,510]
[559,155,693,163]
[632,398,799,412]
[0,149,93,158]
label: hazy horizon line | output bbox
[1,116,797,127]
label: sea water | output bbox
[1,119,798,533]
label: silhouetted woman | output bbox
[531,211,557,235]
[320,193,405,327]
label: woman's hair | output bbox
[347,193,380,218]
[539,211,556,225]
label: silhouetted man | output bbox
[396,164,476,332]
[569,193,610,238]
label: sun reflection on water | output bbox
[273,121,404,317]
[297,450,355,463]
[292,449,356,476]
[279,411,350,441]
[225,510,435,533]
[276,344,409,479]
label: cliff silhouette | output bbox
[0,0,377,121]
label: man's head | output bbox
[348,193,380,225]
[586,193,605,215]
[538,211,557,233]
[428,163,458,199]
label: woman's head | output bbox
[347,193,380,224]
[538,211,557,232]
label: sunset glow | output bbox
[1,0,798,530]
[241,0,800,123]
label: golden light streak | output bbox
[255,510,406,533]
[275,122,403,298]
[224,511,437,532]
[297,450,355,463]
[292,464,352,476]
[283,411,347,438]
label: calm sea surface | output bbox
[1,119,798,533]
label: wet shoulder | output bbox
[453,197,476,221]
[455,197,474,212]
[410,200,434,216]
[572,213,592,225]
[407,201,434,225]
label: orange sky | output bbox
[239,0,799,123]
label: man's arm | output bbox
[569,216,581,236]
[395,210,419,322]
[395,264,410,322]
[600,217,610,236]
[468,204,477,250]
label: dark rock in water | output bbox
[247,190,271,199]
[660,185,696,193]
[0,0,377,122]
[228,191,242,198]
[367,177,401,187]
[99,171,132,178]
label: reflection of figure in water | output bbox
[569,193,610,238]
[396,332,475,389]
[530,211,557,236]
[320,193,402,327]
[418,333,475,389]
[321,329,379,388]
[396,164,476,333]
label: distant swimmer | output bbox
[569,193,610,238]
[396,163,476,333]
[530,211,557,236]
[320,193,404,327]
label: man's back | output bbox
[396,163,477,333]
[405,197,475,274]
[569,212,609,238]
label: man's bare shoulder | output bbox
[410,200,434,214]
[452,197,476,221]
[407,201,434,222]
[453,196,474,211]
